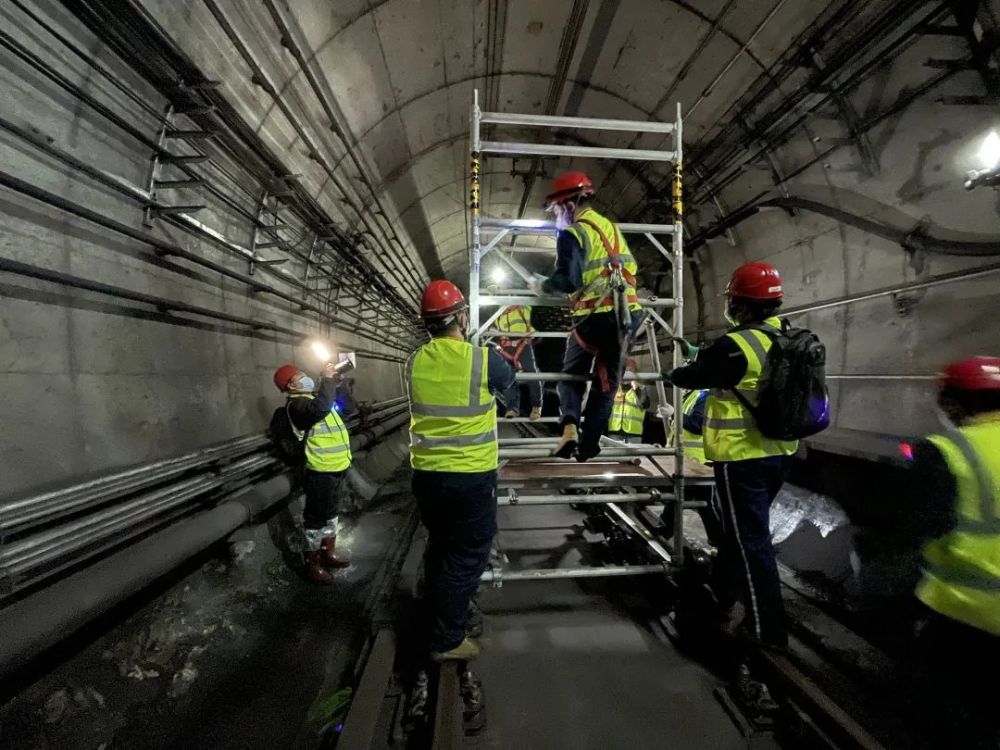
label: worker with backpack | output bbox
[669,261,829,710]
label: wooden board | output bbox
[498,455,714,489]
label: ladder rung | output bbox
[484,330,567,338]
[480,111,676,134]
[500,492,665,506]
[478,217,677,235]
[499,446,675,459]
[515,371,664,382]
[481,564,666,583]
[479,294,676,309]
[255,241,286,249]
[498,417,560,423]
[480,140,677,163]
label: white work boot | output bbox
[529,407,542,421]
[552,423,579,459]
[504,409,518,419]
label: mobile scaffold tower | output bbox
[468,91,705,582]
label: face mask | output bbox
[295,376,315,392]
[554,203,573,231]
[724,301,738,327]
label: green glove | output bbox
[673,338,699,360]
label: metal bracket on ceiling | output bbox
[142,104,207,228]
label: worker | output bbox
[271,361,354,584]
[535,171,643,461]
[494,303,543,420]
[678,388,709,464]
[906,356,1000,743]
[668,261,798,651]
[607,359,649,443]
[407,280,516,662]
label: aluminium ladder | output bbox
[467,90,692,578]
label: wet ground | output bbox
[0,473,413,750]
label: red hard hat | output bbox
[625,358,638,371]
[726,261,783,300]
[420,280,466,319]
[544,171,594,208]
[273,364,302,391]
[941,356,1000,391]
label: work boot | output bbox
[552,423,579,459]
[529,407,542,421]
[320,535,351,569]
[431,637,480,663]
[575,442,601,463]
[303,551,335,585]
[466,599,484,638]
[504,409,518,419]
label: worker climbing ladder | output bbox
[467,90,694,575]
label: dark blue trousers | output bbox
[558,310,642,454]
[712,456,791,647]
[412,469,498,653]
[502,342,542,412]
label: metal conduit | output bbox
[0,474,293,681]
[2,8,419,337]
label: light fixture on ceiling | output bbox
[491,267,507,284]
[964,129,1000,190]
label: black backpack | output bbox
[731,323,831,441]
[268,405,306,467]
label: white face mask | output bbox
[294,376,315,393]
[554,203,573,231]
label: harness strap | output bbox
[572,328,610,393]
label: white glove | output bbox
[656,403,675,419]
[528,273,547,294]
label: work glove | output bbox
[527,273,547,294]
[656,403,675,419]
[672,337,700,360]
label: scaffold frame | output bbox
[469,89,686,578]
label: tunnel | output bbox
[1,1,999,748]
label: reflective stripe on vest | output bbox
[564,208,640,316]
[406,337,498,473]
[681,389,707,464]
[496,305,534,334]
[917,417,1000,635]
[609,388,644,435]
[703,317,798,462]
[289,394,352,472]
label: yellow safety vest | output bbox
[564,207,640,317]
[917,416,1000,635]
[609,387,644,436]
[288,394,352,472]
[406,337,498,473]
[496,305,534,334]
[681,389,708,464]
[704,317,799,462]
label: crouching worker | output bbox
[270,362,353,584]
[407,280,516,662]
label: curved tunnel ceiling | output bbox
[266,0,832,284]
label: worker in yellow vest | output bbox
[407,280,515,662]
[669,262,797,650]
[271,362,354,584]
[607,360,649,443]
[534,171,643,461]
[678,389,709,464]
[907,356,1000,743]
[495,304,543,420]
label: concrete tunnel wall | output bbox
[0,2,410,499]
[686,27,1000,438]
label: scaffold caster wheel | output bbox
[460,668,487,735]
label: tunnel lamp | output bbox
[964,130,1000,190]
[310,341,333,363]
[491,267,507,284]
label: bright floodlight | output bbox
[491,267,507,283]
[310,341,332,363]
[979,130,1000,169]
